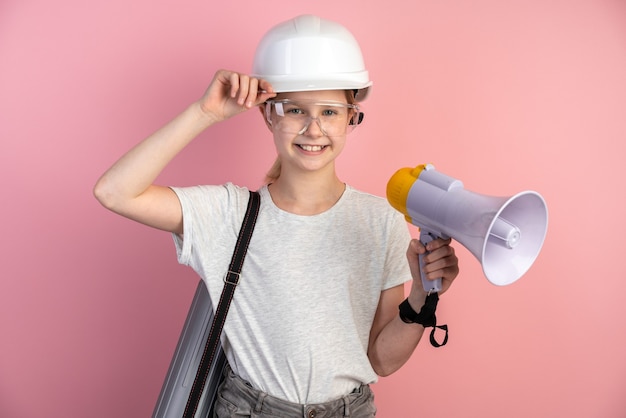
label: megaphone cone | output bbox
[480,191,548,285]
[387,164,548,290]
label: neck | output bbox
[268,173,345,215]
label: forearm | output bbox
[368,293,427,377]
[369,319,425,376]
[94,102,214,210]
[368,237,459,376]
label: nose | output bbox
[298,117,326,136]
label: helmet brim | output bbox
[255,75,372,102]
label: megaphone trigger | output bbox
[419,230,443,293]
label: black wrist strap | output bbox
[399,293,449,347]
[183,190,260,418]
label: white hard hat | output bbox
[252,15,372,102]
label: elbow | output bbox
[368,353,400,378]
[372,362,399,378]
[93,176,119,211]
[375,367,394,378]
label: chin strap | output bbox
[398,293,449,347]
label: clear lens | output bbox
[265,99,362,136]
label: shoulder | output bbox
[169,183,256,229]
[338,185,410,242]
[343,185,402,218]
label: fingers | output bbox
[407,237,450,258]
[421,239,459,281]
[226,71,275,108]
[407,238,425,256]
[408,237,458,281]
[201,70,276,121]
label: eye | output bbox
[282,104,306,116]
[321,108,339,117]
[287,108,304,115]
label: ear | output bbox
[259,104,273,132]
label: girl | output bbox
[94,15,459,418]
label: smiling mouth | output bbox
[297,144,327,152]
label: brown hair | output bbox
[264,156,282,184]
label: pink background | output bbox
[2,0,625,417]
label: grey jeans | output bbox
[213,365,377,417]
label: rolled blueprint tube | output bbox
[153,280,227,418]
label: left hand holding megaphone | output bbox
[406,237,459,299]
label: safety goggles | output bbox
[264,99,364,136]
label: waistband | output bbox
[220,365,372,417]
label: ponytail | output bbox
[264,156,281,184]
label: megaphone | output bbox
[387,164,548,293]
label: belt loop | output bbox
[342,395,351,417]
[254,392,267,414]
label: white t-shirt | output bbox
[171,183,412,404]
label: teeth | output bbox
[299,145,325,152]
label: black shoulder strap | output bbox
[183,190,261,418]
